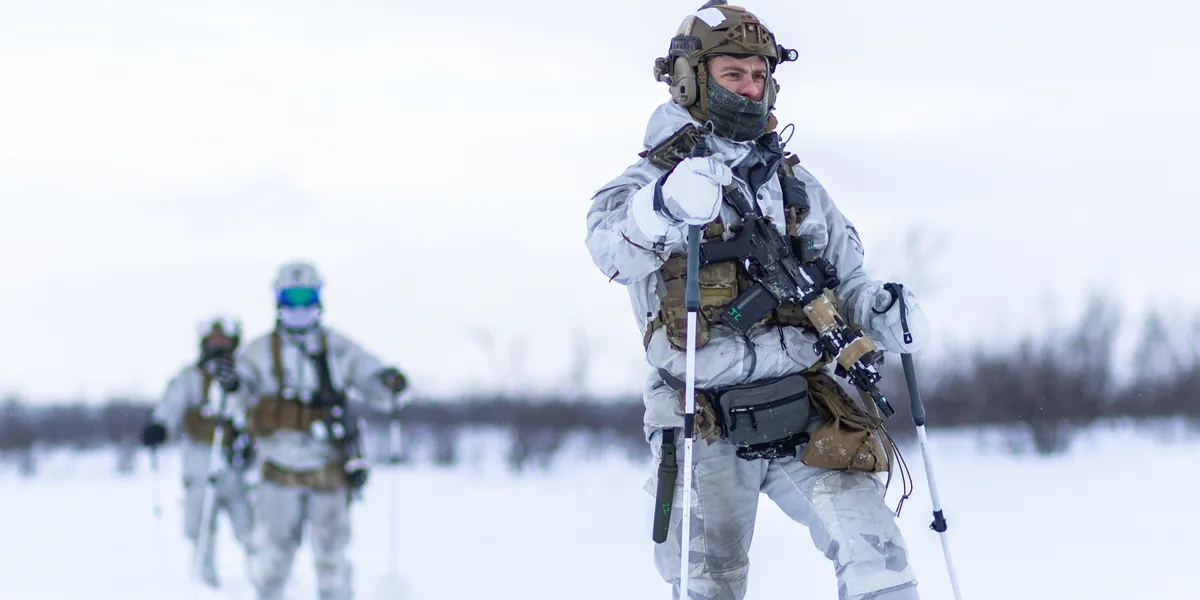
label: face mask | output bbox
[278,306,321,332]
[706,76,770,142]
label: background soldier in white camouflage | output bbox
[224,260,409,600]
[140,315,256,588]
[585,3,932,599]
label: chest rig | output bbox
[639,123,820,351]
[639,124,895,472]
[246,331,332,437]
[247,330,368,494]
[183,372,234,446]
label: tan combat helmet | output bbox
[653,1,798,125]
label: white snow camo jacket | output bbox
[585,101,918,440]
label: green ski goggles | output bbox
[277,287,320,308]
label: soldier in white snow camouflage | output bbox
[224,260,409,600]
[584,3,932,599]
[140,315,256,588]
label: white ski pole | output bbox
[372,396,411,600]
[193,390,229,585]
[675,129,717,600]
[901,352,964,600]
[149,447,165,574]
[387,401,403,575]
[678,223,702,599]
[150,447,163,519]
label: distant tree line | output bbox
[3,296,1198,477]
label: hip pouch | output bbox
[711,372,814,461]
[799,371,891,473]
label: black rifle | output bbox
[691,142,894,418]
[308,349,369,498]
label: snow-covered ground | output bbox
[2,424,1196,600]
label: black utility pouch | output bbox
[713,372,813,460]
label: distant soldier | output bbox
[140,315,256,588]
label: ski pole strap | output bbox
[652,428,678,544]
[882,282,913,345]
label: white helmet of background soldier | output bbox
[197,314,241,360]
[653,1,798,142]
[272,260,324,333]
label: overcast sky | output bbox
[2,0,1197,402]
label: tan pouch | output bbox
[183,408,236,446]
[248,395,328,437]
[261,460,348,490]
[693,391,724,443]
[799,372,891,472]
[659,261,740,351]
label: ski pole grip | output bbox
[652,428,678,544]
[902,353,926,427]
[683,132,710,313]
[685,226,701,310]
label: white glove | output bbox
[658,156,733,226]
[865,283,929,354]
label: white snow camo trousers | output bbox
[183,471,254,575]
[248,481,354,600]
[647,431,919,600]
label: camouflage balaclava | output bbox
[705,70,771,142]
[197,316,241,363]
